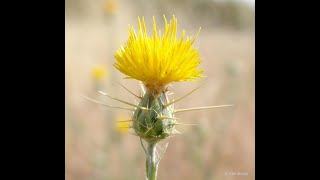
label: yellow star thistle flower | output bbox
[114,15,203,96]
[91,64,108,80]
[103,0,118,14]
[83,15,232,180]
[114,116,131,134]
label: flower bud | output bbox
[133,91,176,143]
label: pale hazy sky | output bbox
[215,0,255,8]
[238,0,255,8]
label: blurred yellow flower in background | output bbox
[91,64,108,80]
[103,0,118,14]
[114,116,131,134]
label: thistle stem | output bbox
[146,142,158,180]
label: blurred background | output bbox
[65,0,255,179]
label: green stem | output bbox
[146,143,158,180]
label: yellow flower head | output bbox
[114,116,131,134]
[114,15,203,96]
[91,64,108,80]
[103,0,118,14]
